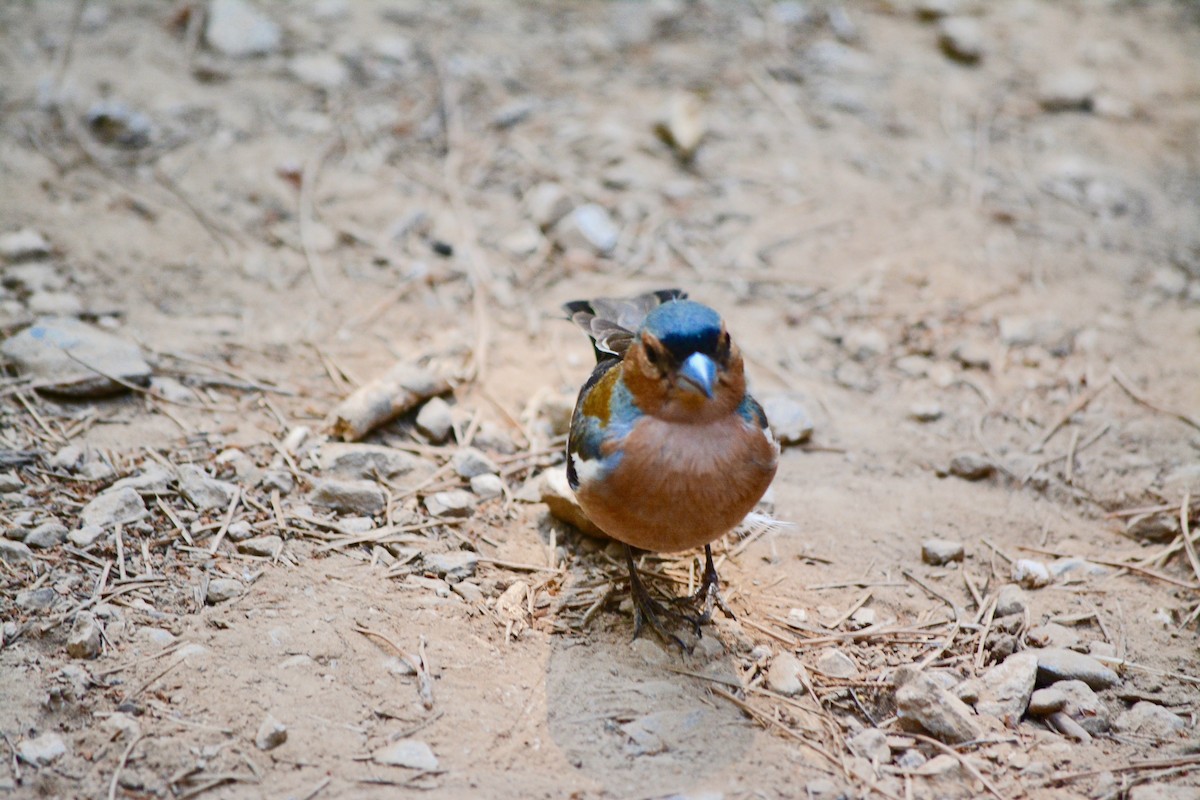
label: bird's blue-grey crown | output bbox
[640,300,722,361]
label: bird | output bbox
[563,289,779,647]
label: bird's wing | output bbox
[563,289,686,361]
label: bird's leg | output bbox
[673,545,736,624]
[624,545,699,650]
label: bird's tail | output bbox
[562,288,686,362]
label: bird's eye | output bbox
[645,346,661,366]
[722,331,731,349]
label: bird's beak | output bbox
[678,352,716,399]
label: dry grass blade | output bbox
[1178,492,1200,591]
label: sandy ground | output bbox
[2,1,1200,798]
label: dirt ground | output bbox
[2,1,1200,798]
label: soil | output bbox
[2,1,1200,799]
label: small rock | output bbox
[111,464,175,494]
[766,653,806,696]
[372,34,414,63]
[953,678,981,704]
[1048,557,1107,579]
[225,519,253,541]
[815,648,858,678]
[895,670,981,744]
[415,397,454,443]
[844,327,888,360]
[524,182,572,230]
[424,490,477,518]
[310,478,386,516]
[915,0,959,20]
[289,54,349,90]
[554,204,620,255]
[17,733,67,766]
[947,452,994,481]
[995,584,1027,617]
[148,376,195,404]
[1011,559,1051,589]
[50,444,85,471]
[423,550,478,582]
[177,464,237,511]
[237,536,283,557]
[1055,679,1111,734]
[27,291,82,316]
[141,627,176,647]
[1,317,151,397]
[1038,69,1097,112]
[452,448,499,479]
[451,581,484,603]
[1113,701,1185,740]
[1027,687,1068,716]
[0,471,22,492]
[17,587,57,612]
[896,748,926,770]
[951,340,991,369]
[320,443,435,482]
[261,470,294,494]
[372,740,438,770]
[205,0,281,58]
[25,521,68,549]
[938,17,983,64]
[761,394,814,445]
[102,712,140,741]
[67,525,104,547]
[846,728,889,763]
[255,714,288,750]
[0,229,51,262]
[1034,648,1119,690]
[0,539,34,565]
[656,91,706,163]
[909,401,943,422]
[540,469,605,536]
[470,473,504,500]
[80,487,147,529]
[66,612,102,659]
[1026,622,1080,650]
[921,538,964,566]
[206,578,244,605]
[975,652,1038,721]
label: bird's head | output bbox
[623,299,746,422]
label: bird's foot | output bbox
[671,545,736,624]
[625,546,701,651]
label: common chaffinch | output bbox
[564,289,779,647]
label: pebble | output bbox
[951,340,991,369]
[815,648,858,678]
[894,669,981,744]
[938,17,984,63]
[66,525,104,548]
[112,464,175,494]
[261,469,295,494]
[141,627,176,647]
[17,587,57,612]
[0,539,34,565]
[80,487,147,529]
[206,578,245,605]
[451,581,484,603]
[846,727,889,763]
[50,444,84,472]
[844,327,888,360]
[915,0,959,20]
[554,204,620,255]
[470,473,504,499]
[975,652,1038,721]
[921,538,964,566]
[1034,648,1119,690]
[995,584,1027,617]
[1026,622,1080,650]
[1,317,151,397]
[0,472,21,493]
[25,520,68,549]
[205,0,282,57]
[289,54,349,90]
[424,490,477,518]
[1027,687,1068,716]
[27,291,82,316]
[320,443,435,482]
[17,733,67,766]
[525,182,573,230]
[1113,701,1185,740]
[310,478,386,516]
[947,452,994,481]
[415,397,454,443]
[66,612,102,659]
[452,448,500,479]
[148,376,195,404]
[1038,69,1097,112]
[761,394,814,445]
[766,653,806,696]
[0,229,51,262]
[372,740,438,770]
[1049,557,1107,578]
[1055,679,1111,734]
[177,465,238,511]
[539,469,604,536]
[255,714,288,750]
[238,536,283,558]
[908,401,943,422]
[372,34,415,63]
[423,550,479,582]
[1012,559,1051,589]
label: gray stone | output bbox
[206,578,245,605]
[938,17,984,64]
[310,478,386,516]
[761,394,814,445]
[255,714,288,750]
[261,470,294,494]
[995,584,1027,617]
[66,612,102,659]
[915,0,959,20]
[205,0,281,57]
[1027,687,1067,716]
[25,521,67,549]
[0,472,22,492]
[148,376,195,404]
[1048,557,1107,578]
[237,535,282,557]
[948,452,994,480]
[0,539,34,565]
[415,397,454,443]
[178,464,237,511]
[524,182,572,230]
[452,448,499,479]
[50,444,84,471]
[921,538,964,565]
[555,204,620,255]
[1012,558,1051,589]
[17,587,57,612]
[111,464,175,494]
[80,487,147,529]
[68,525,105,547]
[1113,701,1186,740]
[846,727,889,763]
[27,292,82,316]
[423,550,478,582]
[1039,70,1097,112]
[0,229,51,262]
[1056,680,1111,734]
[424,489,477,518]
[288,54,349,90]
[372,739,438,770]
[17,733,67,766]
[320,443,435,482]
[895,670,981,744]
[976,652,1038,721]
[815,648,858,678]
[766,652,805,696]
[0,317,151,397]
[469,473,504,499]
[451,581,484,603]
[908,401,943,422]
[372,34,414,63]
[1026,622,1080,650]
[1035,648,1119,690]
